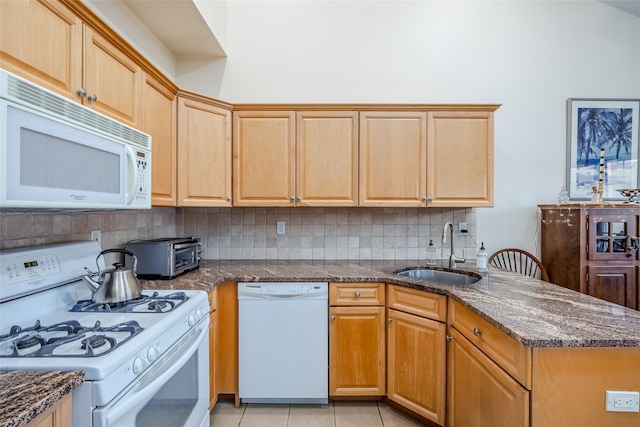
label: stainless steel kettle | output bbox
[81,249,142,303]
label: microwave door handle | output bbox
[124,146,138,205]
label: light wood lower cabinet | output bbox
[215,281,239,406]
[208,288,218,410]
[448,327,529,427]
[329,282,385,396]
[387,308,446,425]
[26,393,72,427]
[387,285,447,425]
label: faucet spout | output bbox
[442,221,465,268]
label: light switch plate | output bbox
[458,222,468,234]
[276,221,286,235]
[606,391,639,412]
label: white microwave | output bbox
[0,69,151,209]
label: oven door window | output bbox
[93,323,209,427]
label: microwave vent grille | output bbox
[6,75,151,150]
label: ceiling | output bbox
[120,0,638,59]
[600,0,640,17]
[121,0,226,57]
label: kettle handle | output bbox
[96,249,138,273]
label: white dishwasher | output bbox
[238,282,329,404]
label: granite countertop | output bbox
[143,259,640,348]
[0,370,84,427]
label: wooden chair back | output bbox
[488,248,550,282]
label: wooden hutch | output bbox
[539,204,639,310]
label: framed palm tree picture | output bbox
[567,98,640,201]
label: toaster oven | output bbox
[125,237,201,279]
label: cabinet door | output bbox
[427,111,493,207]
[448,328,529,427]
[0,0,83,100]
[143,73,177,206]
[296,111,358,206]
[329,306,385,396]
[387,309,446,425]
[359,112,427,207]
[587,266,637,309]
[216,282,239,405]
[177,96,232,207]
[83,26,143,127]
[587,214,638,261]
[233,111,296,206]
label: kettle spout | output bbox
[81,272,101,291]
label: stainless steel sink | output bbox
[395,268,481,286]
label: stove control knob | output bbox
[147,345,161,363]
[188,314,196,326]
[195,309,205,319]
[133,356,149,375]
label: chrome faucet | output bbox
[442,221,465,268]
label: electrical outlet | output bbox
[458,222,468,234]
[90,230,102,246]
[276,221,286,235]
[606,391,640,412]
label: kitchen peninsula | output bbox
[144,260,640,427]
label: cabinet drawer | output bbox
[208,288,217,313]
[330,282,385,306]
[387,284,447,322]
[449,300,531,389]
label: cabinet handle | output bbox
[226,196,232,202]
[354,291,361,298]
[87,94,98,102]
[422,196,427,202]
[330,315,335,321]
[387,318,392,324]
[77,88,87,97]
[446,335,452,341]
[290,196,295,202]
[473,328,482,336]
[296,196,301,202]
[428,197,433,202]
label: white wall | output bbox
[91,0,640,257]
[197,0,639,256]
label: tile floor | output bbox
[210,400,426,427]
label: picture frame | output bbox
[566,98,640,201]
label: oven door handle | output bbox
[94,318,209,427]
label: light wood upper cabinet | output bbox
[1,0,145,128]
[296,111,359,206]
[427,111,494,207]
[178,94,232,207]
[82,26,143,127]
[0,0,83,100]
[233,111,296,206]
[0,0,143,127]
[359,111,427,207]
[143,73,177,206]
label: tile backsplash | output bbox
[1,207,476,260]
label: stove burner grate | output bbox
[69,291,188,313]
[0,320,144,358]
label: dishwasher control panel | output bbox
[238,282,328,299]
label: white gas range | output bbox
[0,241,210,427]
